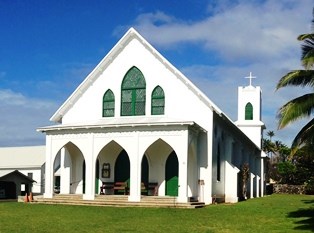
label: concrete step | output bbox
[212,195,225,204]
[34,194,205,208]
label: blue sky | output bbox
[0,0,313,146]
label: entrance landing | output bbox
[34,194,205,208]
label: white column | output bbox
[128,158,141,202]
[225,162,240,203]
[60,148,71,194]
[260,156,265,197]
[128,133,141,202]
[250,173,255,198]
[44,136,53,198]
[83,134,96,200]
[256,175,260,198]
[177,145,188,203]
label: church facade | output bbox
[38,28,266,205]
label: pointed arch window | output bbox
[151,85,165,115]
[121,66,146,116]
[245,102,253,120]
[103,89,115,117]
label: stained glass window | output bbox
[103,89,115,117]
[245,102,253,120]
[121,66,146,116]
[151,86,165,115]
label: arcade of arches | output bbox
[50,131,198,203]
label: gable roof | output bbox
[0,170,36,183]
[0,146,45,169]
[50,27,226,123]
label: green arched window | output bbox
[103,89,115,117]
[151,86,165,115]
[121,66,146,116]
[245,102,253,120]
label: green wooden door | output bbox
[95,159,99,194]
[165,152,178,196]
[141,155,149,185]
[82,161,86,194]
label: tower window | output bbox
[151,86,165,115]
[245,102,253,120]
[121,66,146,116]
[103,89,115,117]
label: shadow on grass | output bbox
[287,199,314,232]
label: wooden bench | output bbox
[100,181,157,195]
[113,182,128,195]
[148,182,158,196]
[141,182,148,195]
[140,182,158,196]
[100,182,114,195]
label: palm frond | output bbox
[276,70,314,90]
[277,93,314,129]
[291,117,314,149]
[300,37,314,69]
[298,33,314,41]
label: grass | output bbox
[0,194,313,233]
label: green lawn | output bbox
[0,194,313,233]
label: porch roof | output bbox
[37,117,207,133]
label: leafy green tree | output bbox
[276,9,314,150]
[274,141,290,162]
[277,161,296,184]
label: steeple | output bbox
[235,73,265,148]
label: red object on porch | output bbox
[24,193,28,203]
[28,192,33,202]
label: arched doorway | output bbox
[95,159,99,194]
[57,142,85,195]
[141,155,149,194]
[82,161,86,194]
[114,150,130,193]
[165,151,178,196]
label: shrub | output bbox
[277,161,296,184]
[304,177,314,195]
[239,163,250,201]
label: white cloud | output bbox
[2,0,312,147]
[115,0,313,146]
[0,89,58,146]
[122,0,310,63]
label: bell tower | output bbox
[235,72,265,148]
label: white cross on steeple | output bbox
[245,72,256,86]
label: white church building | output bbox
[38,28,266,205]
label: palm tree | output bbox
[262,138,274,154]
[266,130,275,141]
[276,9,314,150]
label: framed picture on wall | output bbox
[102,163,110,178]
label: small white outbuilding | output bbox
[0,146,45,198]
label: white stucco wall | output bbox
[61,38,213,130]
